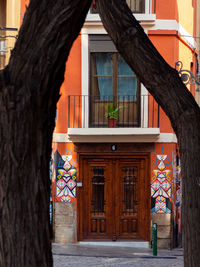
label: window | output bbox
[0,40,6,70]
[91,168,105,213]
[91,0,145,14]
[91,52,138,100]
[89,35,140,127]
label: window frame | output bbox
[89,35,141,127]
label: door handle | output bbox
[77,181,83,187]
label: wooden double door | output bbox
[78,155,150,241]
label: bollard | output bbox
[152,222,157,256]
[49,201,53,238]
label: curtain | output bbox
[95,53,113,100]
[117,54,137,101]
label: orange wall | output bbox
[148,31,179,133]
[148,31,179,66]
[55,35,82,133]
[20,0,29,23]
[156,0,179,21]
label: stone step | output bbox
[78,241,150,248]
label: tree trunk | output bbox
[178,114,200,267]
[0,0,92,266]
[96,0,200,266]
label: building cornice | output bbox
[82,18,196,50]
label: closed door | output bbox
[78,156,150,241]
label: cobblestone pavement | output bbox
[53,243,183,267]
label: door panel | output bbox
[79,156,149,241]
[117,163,140,238]
[82,159,113,239]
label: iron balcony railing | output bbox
[68,95,160,128]
[90,0,154,14]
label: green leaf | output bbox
[103,103,125,118]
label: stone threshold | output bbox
[78,241,150,248]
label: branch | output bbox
[96,0,200,131]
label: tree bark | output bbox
[0,0,92,266]
[96,0,200,266]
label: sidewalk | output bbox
[52,243,183,267]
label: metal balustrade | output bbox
[90,0,153,14]
[67,95,160,128]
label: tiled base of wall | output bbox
[152,213,171,249]
[53,202,172,247]
[54,202,75,243]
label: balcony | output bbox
[91,0,146,14]
[66,95,160,142]
[86,0,156,26]
[68,95,159,128]
[90,0,155,14]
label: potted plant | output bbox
[104,103,124,128]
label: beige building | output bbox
[0,0,20,69]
